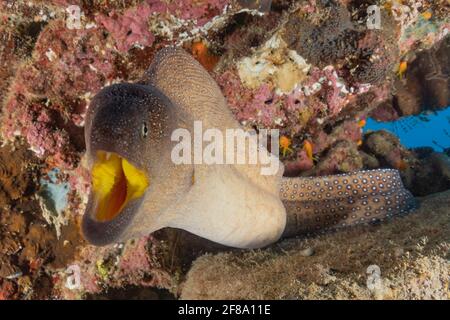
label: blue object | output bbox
[39,168,70,215]
[364,106,450,151]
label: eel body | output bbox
[281,170,416,237]
[82,47,416,248]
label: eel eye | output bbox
[141,122,148,138]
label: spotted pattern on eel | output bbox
[281,169,416,237]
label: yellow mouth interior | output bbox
[91,151,149,222]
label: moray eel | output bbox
[82,47,416,248]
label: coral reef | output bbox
[0,0,448,299]
[0,139,79,299]
[214,0,448,178]
[0,140,182,299]
[2,0,448,178]
[284,1,399,84]
[96,0,230,52]
[52,235,176,299]
[95,3,156,53]
[371,36,449,120]
[0,0,240,299]
[1,18,118,169]
[0,0,235,171]
[361,130,450,196]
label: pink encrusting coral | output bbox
[95,2,157,53]
[116,238,152,278]
[166,0,229,26]
[284,150,314,174]
[217,71,288,127]
[244,83,285,127]
[304,66,348,115]
[216,63,357,139]
[97,0,230,52]
[313,120,363,154]
[216,61,382,176]
[22,103,77,166]
[2,0,232,169]
[2,20,119,169]
[216,65,351,132]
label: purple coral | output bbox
[217,71,286,127]
[217,66,350,131]
[284,150,314,175]
[96,3,156,53]
[96,0,230,53]
[167,0,229,26]
[2,20,118,169]
[304,66,348,115]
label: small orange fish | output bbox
[358,119,366,128]
[397,61,408,79]
[303,140,314,161]
[191,40,219,72]
[422,11,432,20]
[280,135,293,157]
[357,140,363,146]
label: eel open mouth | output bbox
[91,151,149,222]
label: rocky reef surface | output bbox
[181,190,450,300]
[0,0,449,299]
